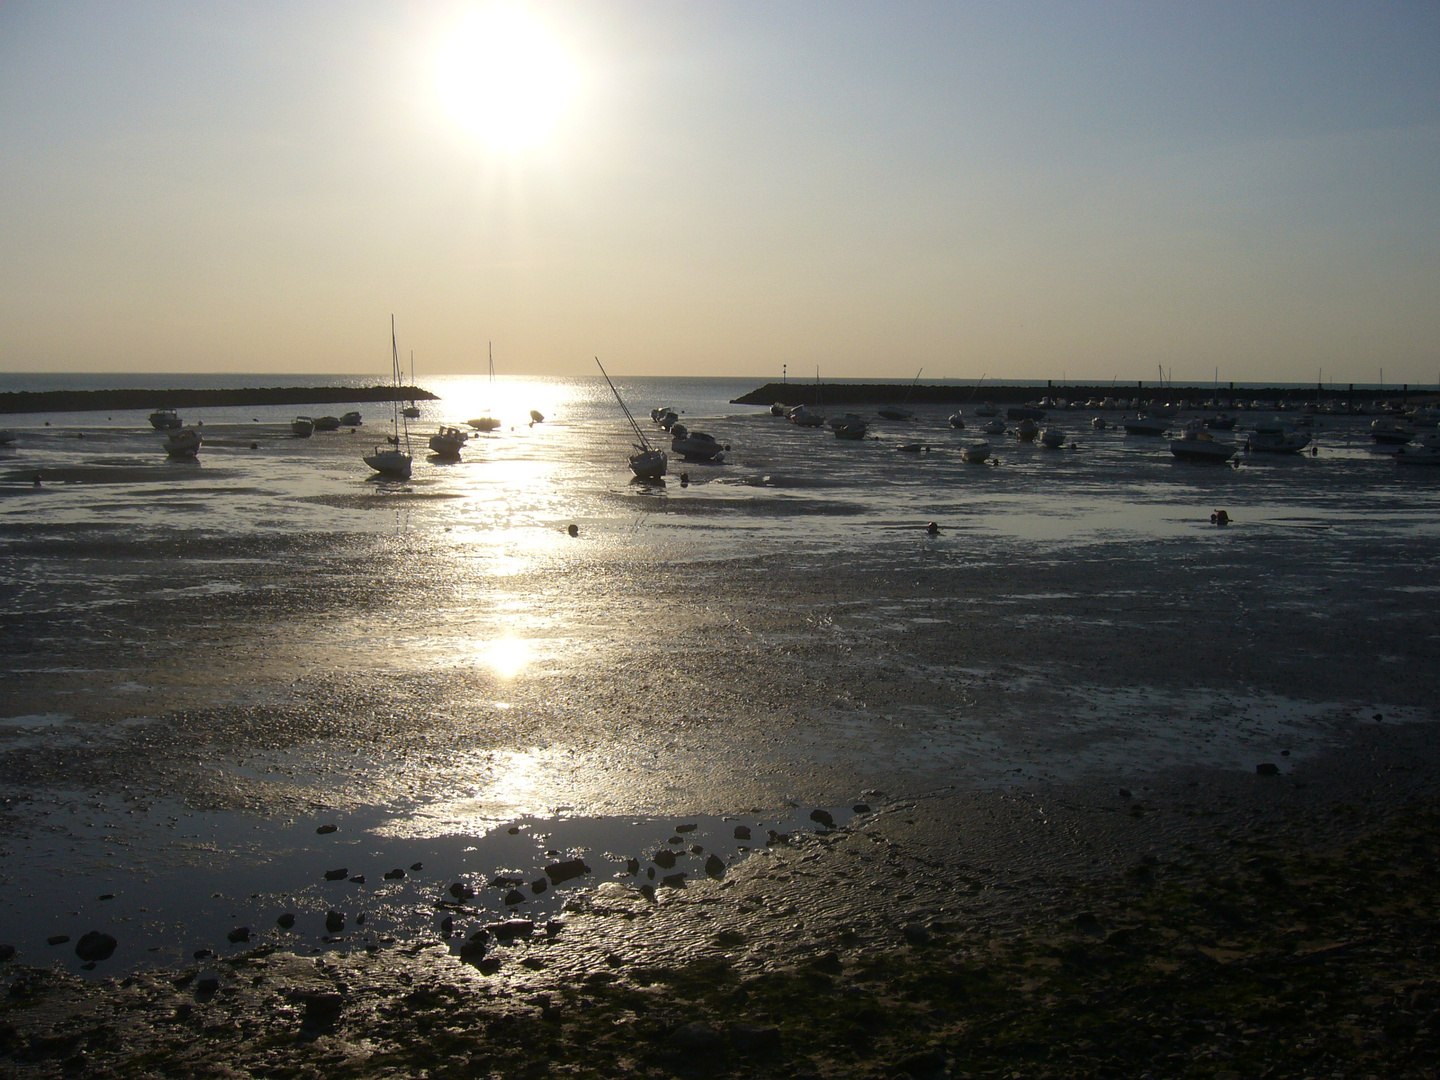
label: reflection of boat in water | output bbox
[428,426,468,459]
[1171,423,1236,462]
[962,440,991,463]
[312,415,341,432]
[164,427,202,458]
[149,408,182,430]
[291,416,314,437]
[597,357,667,480]
[341,411,362,427]
[1123,416,1168,436]
[1246,419,1311,454]
[365,317,413,479]
[671,431,725,461]
[1040,427,1066,448]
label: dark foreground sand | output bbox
[4,716,1439,1080]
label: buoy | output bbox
[1211,509,1230,527]
[926,521,940,535]
[567,524,579,537]
[33,474,42,487]
[250,442,258,450]
[680,472,689,486]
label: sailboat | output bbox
[365,317,414,479]
[402,352,421,419]
[468,342,502,431]
[878,367,922,421]
[596,357,666,480]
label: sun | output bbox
[435,6,578,150]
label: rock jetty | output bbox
[0,385,438,415]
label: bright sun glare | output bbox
[436,6,577,149]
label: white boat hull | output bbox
[365,449,412,478]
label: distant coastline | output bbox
[0,385,439,415]
[731,381,1437,407]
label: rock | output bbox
[503,889,526,905]
[196,977,220,995]
[733,825,751,840]
[852,803,871,814]
[449,881,475,900]
[383,868,405,880]
[47,935,71,946]
[315,824,337,834]
[459,934,488,964]
[276,913,296,929]
[531,878,549,894]
[1118,788,1132,798]
[97,893,114,901]
[653,849,677,869]
[902,922,931,946]
[671,1020,723,1053]
[325,911,345,933]
[625,858,640,875]
[1256,763,1280,776]
[226,927,250,944]
[410,862,423,872]
[355,912,365,925]
[489,875,522,888]
[732,1022,781,1057]
[705,854,726,879]
[486,919,534,941]
[348,875,365,884]
[193,949,212,959]
[661,872,688,888]
[544,857,591,885]
[440,915,453,938]
[1073,912,1102,935]
[810,951,844,974]
[809,808,835,829]
[690,844,704,854]
[324,868,348,881]
[294,990,343,1026]
[545,919,564,937]
[639,883,656,901]
[0,945,14,962]
[73,932,117,962]
[675,823,697,833]
[895,1048,949,1080]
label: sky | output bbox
[1,1,1437,383]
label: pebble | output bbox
[902,922,931,946]
[276,913,295,929]
[449,881,476,900]
[734,825,751,840]
[325,912,345,933]
[440,916,453,937]
[226,927,250,944]
[544,857,590,884]
[324,868,348,880]
[705,854,726,879]
[47,935,70,946]
[809,808,835,829]
[410,862,424,872]
[487,919,534,941]
[1256,763,1280,776]
[74,932,117,962]
[315,824,337,835]
[531,878,549,894]
[653,849,678,869]
[383,868,405,880]
[503,889,526,905]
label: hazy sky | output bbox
[2,1,1437,382]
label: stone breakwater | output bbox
[730,381,1433,407]
[0,386,438,415]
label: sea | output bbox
[1,373,1437,974]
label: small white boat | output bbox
[770,402,787,416]
[428,426,468,459]
[164,427,202,458]
[149,408,182,430]
[1091,416,1108,430]
[365,447,412,478]
[672,431,725,460]
[340,411,363,427]
[962,440,991,463]
[1170,424,1236,463]
[292,416,314,437]
[948,412,965,429]
[789,405,825,427]
[1016,418,1039,442]
[983,418,1006,435]
[1246,419,1310,454]
[973,402,999,418]
[312,415,341,432]
[1040,427,1067,448]
[1123,416,1169,436]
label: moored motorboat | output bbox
[529,409,545,424]
[672,430,725,461]
[877,406,914,421]
[1123,416,1168,436]
[312,415,341,432]
[1091,416,1108,429]
[468,417,502,431]
[830,413,868,440]
[164,426,202,459]
[402,404,421,419]
[962,440,991,463]
[1246,419,1311,454]
[1204,414,1237,430]
[428,426,468,458]
[770,402,787,416]
[1170,423,1236,462]
[149,408,182,430]
[789,404,825,427]
[1016,418,1039,442]
[340,411,363,427]
[1370,419,1415,445]
[983,418,1006,435]
[1040,427,1067,448]
[973,402,999,418]
[948,412,965,429]
[292,416,314,437]
[1395,444,1440,467]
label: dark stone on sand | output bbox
[193,949,212,959]
[348,875,365,884]
[294,990,343,1026]
[384,868,405,880]
[487,919,534,941]
[97,893,114,901]
[852,803,871,814]
[690,844,704,854]
[671,1020,723,1053]
[1256,763,1281,776]
[809,808,836,829]
[325,912,345,933]
[410,862,423,871]
[73,932,116,962]
[626,858,640,875]
[0,945,14,962]
[276,913,295,929]
[676,823,697,833]
[902,922,932,946]
[196,977,220,995]
[810,951,844,975]
[226,927,250,944]
[530,878,548,894]
[440,915,453,937]
[459,934,488,964]
[544,857,591,884]
[653,849,677,869]
[545,919,564,937]
[1073,912,1102,934]
[489,875,522,888]
[47,935,70,947]
[1118,788,1132,798]
[503,889,526,905]
[449,881,475,900]
[661,872,688,888]
[895,1048,950,1080]
[705,854,726,879]
[324,868,348,880]
[639,883,656,901]
[732,1022,782,1057]
[355,912,365,924]
[733,825,751,840]
[315,824,337,834]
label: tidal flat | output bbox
[2,395,1438,1077]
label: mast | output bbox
[596,358,651,450]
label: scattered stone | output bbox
[639,883,656,901]
[449,881,476,900]
[348,875,365,884]
[383,868,405,880]
[440,915,453,938]
[315,824,337,834]
[410,862,423,872]
[193,949,212,960]
[810,951,844,974]
[661,872,688,888]
[459,932,488,964]
[671,1020,723,1053]
[276,913,295,929]
[902,922,931,946]
[675,823,697,833]
[653,849,678,869]
[690,844,704,854]
[705,854,726,879]
[489,875,522,888]
[809,808,835,829]
[503,889,526,905]
[355,912,365,925]
[0,945,15,962]
[196,977,220,995]
[97,893,114,901]
[226,927,250,944]
[531,878,548,894]
[1374,712,1384,721]
[544,919,564,937]
[732,1022,782,1057]
[293,990,343,1027]
[733,825,751,840]
[852,803,871,814]
[73,932,117,962]
[1118,788,1132,798]
[625,858,640,875]
[486,919,534,941]
[544,857,591,884]
[323,868,348,881]
[1256,763,1280,776]
[605,951,624,967]
[520,956,546,970]
[47,936,70,946]
[325,912,345,933]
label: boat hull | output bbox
[364,450,412,478]
[1170,439,1236,462]
[630,448,667,479]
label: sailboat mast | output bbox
[595,358,650,448]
